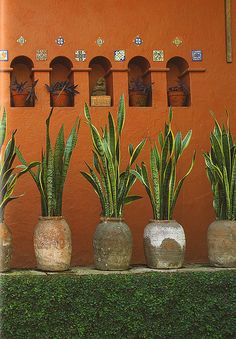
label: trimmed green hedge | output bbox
[0,271,236,338]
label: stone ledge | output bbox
[1,264,236,276]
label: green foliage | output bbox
[132,107,195,220]
[16,108,80,216]
[0,271,235,338]
[0,109,38,222]
[203,111,236,220]
[81,95,146,217]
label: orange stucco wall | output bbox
[0,0,236,267]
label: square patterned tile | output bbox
[192,50,203,61]
[75,50,86,62]
[153,50,164,62]
[114,50,125,62]
[0,50,8,61]
[36,49,47,61]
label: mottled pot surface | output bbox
[0,222,12,272]
[34,216,72,272]
[208,219,236,267]
[144,220,186,269]
[93,217,132,271]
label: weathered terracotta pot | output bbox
[34,216,72,271]
[0,222,12,272]
[144,220,186,269]
[208,220,236,267]
[51,91,70,107]
[129,91,147,107]
[93,217,132,270]
[11,91,28,107]
[168,90,186,107]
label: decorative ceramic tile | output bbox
[172,37,183,47]
[17,36,26,45]
[192,50,203,61]
[55,36,65,46]
[75,50,86,61]
[0,50,8,61]
[153,50,164,62]
[133,35,143,45]
[36,49,47,61]
[114,50,125,61]
[96,37,104,47]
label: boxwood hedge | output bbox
[0,270,236,338]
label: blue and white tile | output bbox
[0,50,8,61]
[96,37,104,47]
[55,36,65,46]
[153,50,164,62]
[192,50,203,61]
[36,49,47,61]
[114,50,125,61]
[133,36,143,45]
[17,36,26,45]
[75,50,86,61]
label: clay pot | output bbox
[34,216,72,271]
[93,217,132,270]
[168,90,186,107]
[208,220,236,267]
[129,91,147,107]
[0,222,12,272]
[51,91,70,107]
[11,91,28,107]
[144,220,186,269]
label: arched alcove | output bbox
[89,56,112,106]
[166,57,191,107]
[128,56,152,107]
[49,56,74,107]
[10,56,35,107]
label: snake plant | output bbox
[16,108,80,217]
[0,109,38,222]
[131,107,196,220]
[203,111,236,220]
[81,95,146,218]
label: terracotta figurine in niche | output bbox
[92,77,106,96]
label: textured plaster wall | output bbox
[0,0,236,267]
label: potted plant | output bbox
[10,78,38,107]
[81,94,146,270]
[16,108,80,271]
[0,109,37,272]
[129,78,153,107]
[204,112,236,267]
[45,81,79,107]
[132,108,195,269]
[167,81,189,107]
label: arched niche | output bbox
[50,56,74,107]
[166,57,191,107]
[10,56,35,107]
[128,56,152,107]
[89,56,112,106]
